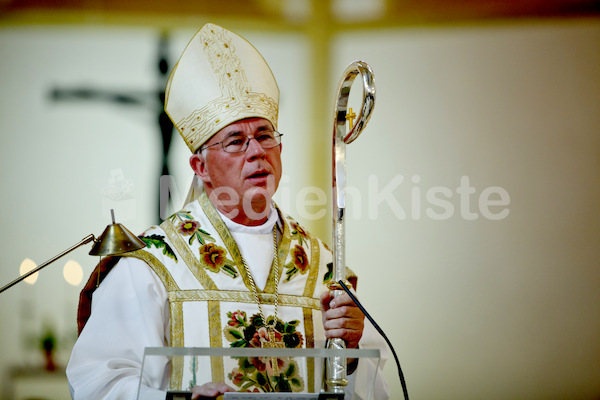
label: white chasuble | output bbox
[123,190,339,393]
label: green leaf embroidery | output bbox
[285,363,295,377]
[290,378,301,387]
[169,210,194,223]
[140,234,177,262]
[224,312,305,392]
[228,329,243,340]
[231,339,247,348]
[241,358,254,371]
[222,264,239,279]
[188,228,214,246]
[323,262,333,283]
[284,320,299,334]
[256,372,267,386]
[284,264,299,282]
[241,381,254,390]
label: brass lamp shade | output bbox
[89,223,146,256]
[0,210,147,294]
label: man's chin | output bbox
[242,187,275,206]
[235,188,274,224]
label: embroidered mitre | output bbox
[165,23,280,152]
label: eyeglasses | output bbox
[202,130,283,153]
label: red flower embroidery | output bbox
[249,356,267,372]
[178,220,199,235]
[249,326,271,348]
[290,221,307,237]
[290,220,308,246]
[291,245,309,273]
[230,368,244,385]
[228,311,247,327]
[223,312,305,392]
[199,243,226,273]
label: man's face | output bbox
[190,117,282,224]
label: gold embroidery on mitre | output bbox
[178,26,278,151]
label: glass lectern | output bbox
[137,347,381,400]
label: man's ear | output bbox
[189,153,211,186]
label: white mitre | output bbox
[165,23,280,153]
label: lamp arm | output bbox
[0,234,96,294]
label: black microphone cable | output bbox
[338,280,409,400]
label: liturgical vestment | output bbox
[67,191,390,399]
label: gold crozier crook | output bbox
[325,61,376,393]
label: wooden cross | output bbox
[345,107,356,128]
[262,329,285,376]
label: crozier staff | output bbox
[67,23,390,399]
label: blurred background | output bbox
[0,1,599,399]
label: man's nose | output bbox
[245,137,267,157]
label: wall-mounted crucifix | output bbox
[49,32,174,224]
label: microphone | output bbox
[337,280,409,400]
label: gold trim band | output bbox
[168,289,321,310]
